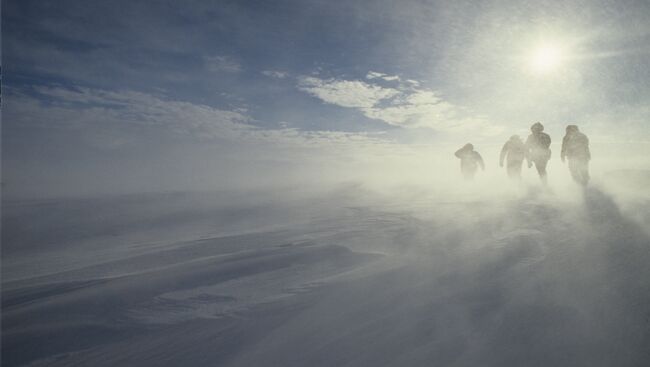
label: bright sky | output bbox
[4,0,650,197]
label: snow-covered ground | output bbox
[2,179,649,366]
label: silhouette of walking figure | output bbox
[561,125,591,186]
[525,122,552,184]
[455,143,485,180]
[500,135,526,180]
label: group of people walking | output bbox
[455,122,591,186]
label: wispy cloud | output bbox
[366,71,400,82]
[204,55,242,73]
[12,86,252,142]
[297,73,502,136]
[7,85,392,150]
[262,70,289,79]
[298,76,400,109]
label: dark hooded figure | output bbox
[455,143,485,180]
[500,135,526,179]
[561,125,591,186]
[525,122,552,184]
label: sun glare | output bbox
[529,43,565,75]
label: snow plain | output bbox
[2,179,649,366]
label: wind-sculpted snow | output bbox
[2,185,649,366]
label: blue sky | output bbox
[3,0,650,197]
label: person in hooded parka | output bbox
[500,135,526,180]
[455,143,485,180]
[561,125,591,186]
[525,122,552,184]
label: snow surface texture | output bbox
[2,180,650,367]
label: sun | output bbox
[528,43,565,75]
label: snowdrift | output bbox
[2,183,649,366]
